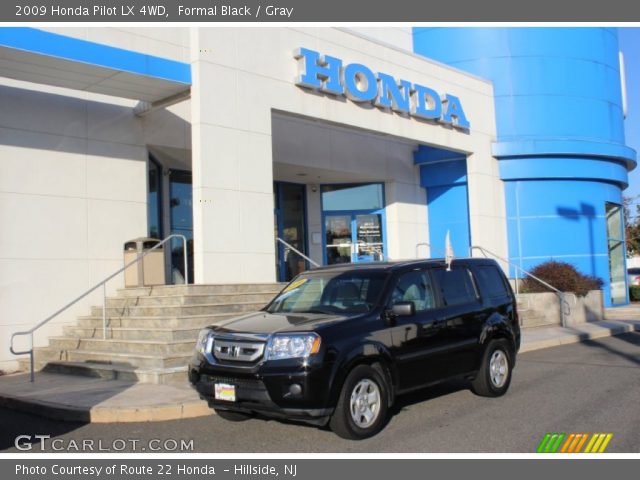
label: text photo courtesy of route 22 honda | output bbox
[189,258,520,440]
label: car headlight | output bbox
[196,329,212,354]
[265,333,321,360]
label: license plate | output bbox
[214,383,236,402]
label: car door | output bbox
[429,265,485,377]
[386,269,450,391]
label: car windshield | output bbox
[266,270,388,314]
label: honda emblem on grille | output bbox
[213,338,264,362]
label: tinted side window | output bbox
[389,270,436,312]
[431,267,477,306]
[475,265,509,299]
[321,277,385,311]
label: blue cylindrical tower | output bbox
[413,27,636,306]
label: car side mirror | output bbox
[390,301,415,317]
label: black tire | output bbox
[329,364,389,440]
[214,408,253,422]
[471,338,513,397]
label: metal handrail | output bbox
[276,237,320,268]
[9,234,188,382]
[469,245,576,327]
[415,241,451,259]
[415,242,431,258]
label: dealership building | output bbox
[0,27,635,371]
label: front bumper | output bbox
[188,356,335,426]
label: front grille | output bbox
[212,338,265,363]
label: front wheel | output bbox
[471,338,513,397]
[329,364,389,440]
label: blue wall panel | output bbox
[413,27,636,306]
[505,179,623,306]
[425,184,471,257]
[419,159,467,188]
[416,150,471,257]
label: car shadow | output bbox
[241,377,470,434]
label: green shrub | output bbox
[520,261,603,297]
[629,286,640,302]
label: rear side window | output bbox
[431,267,478,306]
[389,270,436,312]
[474,265,510,299]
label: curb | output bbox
[520,322,638,353]
[0,393,212,423]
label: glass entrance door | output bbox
[325,213,385,264]
[355,213,384,262]
[274,182,308,282]
[169,170,193,284]
[322,183,386,265]
[325,214,353,264]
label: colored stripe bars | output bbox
[537,433,613,453]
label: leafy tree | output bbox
[521,261,602,297]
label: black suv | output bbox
[189,258,520,439]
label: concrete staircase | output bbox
[517,295,561,329]
[17,284,283,385]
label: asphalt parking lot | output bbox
[2,332,639,453]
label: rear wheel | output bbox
[471,338,513,397]
[214,408,253,422]
[329,364,389,440]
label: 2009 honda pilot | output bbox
[188,258,520,439]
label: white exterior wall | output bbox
[190,27,505,284]
[342,27,414,52]
[1,26,507,370]
[0,28,191,371]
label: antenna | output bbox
[445,230,454,271]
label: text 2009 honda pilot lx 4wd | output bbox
[189,258,520,439]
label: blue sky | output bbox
[619,28,640,200]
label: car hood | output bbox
[206,310,353,336]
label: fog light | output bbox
[288,383,302,396]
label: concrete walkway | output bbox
[0,318,638,424]
[520,318,640,352]
[0,373,211,423]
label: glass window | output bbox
[169,170,193,284]
[266,271,387,314]
[474,266,509,299]
[606,202,626,304]
[325,215,352,264]
[322,184,384,211]
[274,183,307,281]
[389,270,436,312]
[356,214,384,261]
[432,267,478,306]
[147,157,162,239]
